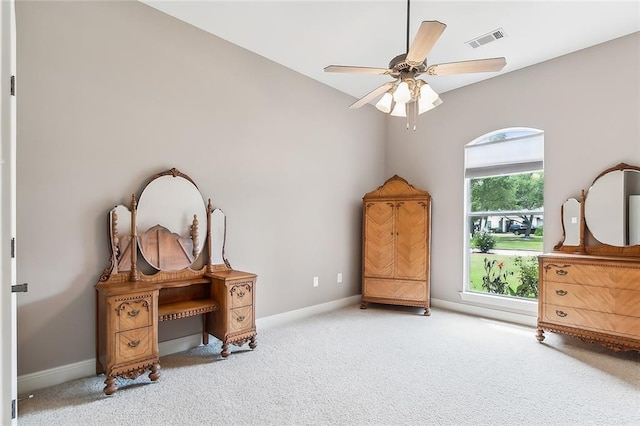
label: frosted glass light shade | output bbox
[418,96,442,114]
[375,92,393,113]
[393,81,411,104]
[390,102,406,117]
[419,82,439,104]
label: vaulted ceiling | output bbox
[142,1,640,101]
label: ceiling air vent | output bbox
[466,28,506,49]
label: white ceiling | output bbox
[142,1,640,102]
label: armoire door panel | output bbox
[395,201,428,280]
[364,202,395,277]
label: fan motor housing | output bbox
[389,53,427,74]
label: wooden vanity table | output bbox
[537,163,640,352]
[95,168,257,395]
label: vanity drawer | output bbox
[115,296,153,331]
[229,282,253,309]
[542,262,640,290]
[116,328,152,363]
[228,306,253,333]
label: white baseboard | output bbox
[431,297,537,327]
[17,295,361,395]
[256,295,361,330]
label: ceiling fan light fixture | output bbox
[393,81,412,104]
[323,0,506,130]
[375,92,394,113]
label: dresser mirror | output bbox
[585,167,640,247]
[560,198,581,247]
[211,208,228,266]
[109,204,132,273]
[555,162,640,256]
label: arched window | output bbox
[462,128,544,314]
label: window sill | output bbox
[459,291,537,316]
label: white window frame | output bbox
[460,128,544,316]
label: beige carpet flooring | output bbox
[17,304,640,425]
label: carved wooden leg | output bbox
[149,363,161,381]
[360,301,367,309]
[221,342,230,358]
[104,375,117,395]
[249,335,257,350]
[536,328,545,343]
[423,306,431,316]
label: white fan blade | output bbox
[426,57,507,76]
[349,82,395,109]
[406,21,447,66]
[324,65,393,75]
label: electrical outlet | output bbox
[337,273,343,283]
[313,276,319,287]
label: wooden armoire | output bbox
[361,175,431,315]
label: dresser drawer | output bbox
[542,261,640,290]
[228,306,253,333]
[544,281,640,317]
[544,282,614,313]
[115,327,152,363]
[364,279,427,301]
[543,304,616,334]
[615,315,640,339]
[615,290,640,318]
[115,296,153,331]
[229,282,253,309]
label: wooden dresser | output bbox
[96,168,257,394]
[361,175,431,315]
[537,253,640,351]
[537,163,640,352]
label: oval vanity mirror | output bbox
[136,172,207,271]
[585,168,640,247]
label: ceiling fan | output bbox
[324,0,506,130]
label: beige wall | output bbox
[385,32,640,304]
[15,0,640,378]
[15,0,386,375]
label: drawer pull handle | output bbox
[236,315,245,322]
[128,309,140,317]
[555,290,568,296]
[555,269,568,276]
[555,310,568,318]
[128,339,140,348]
[236,291,245,298]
